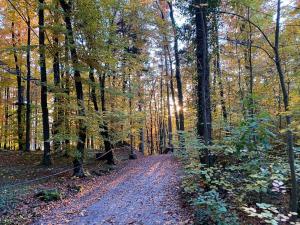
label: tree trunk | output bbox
[25,11,31,152]
[235,42,246,119]
[11,22,25,153]
[128,75,134,155]
[167,48,179,131]
[164,47,173,148]
[195,0,212,145]
[274,0,298,214]
[60,0,87,176]
[52,3,62,153]
[34,89,38,150]
[159,57,165,153]
[89,67,114,163]
[4,87,9,149]
[99,72,114,164]
[89,67,98,111]
[138,73,145,154]
[247,7,255,118]
[149,95,154,155]
[63,31,71,155]
[212,13,227,123]
[39,0,52,165]
[168,1,185,132]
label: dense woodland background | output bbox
[0,0,299,224]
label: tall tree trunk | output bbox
[278,85,282,129]
[52,2,62,152]
[247,7,255,118]
[11,22,25,153]
[153,89,160,153]
[4,87,9,149]
[39,0,52,165]
[89,67,98,112]
[149,89,154,155]
[212,13,227,123]
[138,73,145,154]
[159,57,165,153]
[89,67,114,163]
[168,1,185,132]
[60,0,87,176]
[34,89,38,150]
[128,75,134,156]
[99,72,114,164]
[25,10,31,152]
[63,31,71,155]
[274,0,298,215]
[149,101,154,155]
[235,42,246,119]
[195,0,212,145]
[167,48,179,131]
[164,47,173,148]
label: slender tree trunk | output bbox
[39,0,52,165]
[63,32,71,155]
[89,67,98,111]
[149,88,155,155]
[11,22,25,153]
[159,56,165,153]
[25,11,31,152]
[164,47,173,148]
[128,76,134,155]
[99,72,114,164]
[278,85,282,129]
[167,48,179,131]
[153,90,160,153]
[274,0,298,214]
[149,102,154,155]
[247,7,255,118]
[168,1,185,131]
[52,3,62,152]
[138,73,145,154]
[212,13,227,123]
[60,0,87,176]
[4,87,9,149]
[89,67,114,163]
[236,42,246,118]
[34,89,38,150]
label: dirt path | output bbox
[35,155,192,225]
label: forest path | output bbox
[36,155,192,225]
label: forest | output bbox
[0,0,299,224]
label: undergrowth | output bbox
[175,113,299,225]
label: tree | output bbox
[211,12,227,123]
[25,4,31,152]
[11,21,25,153]
[217,0,298,214]
[60,0,88,176]
[39,0,52,166]
[194,0,212,145]
[274,0,297,214]
[167,1,185,132]
[52,0,63,153]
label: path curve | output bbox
[36,155,192,225]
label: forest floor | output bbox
[0,151,193,225]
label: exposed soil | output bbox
[34,155,193,225]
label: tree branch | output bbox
[220,37,275,62]
[216,10,275,50]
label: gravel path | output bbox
[36,155,192,225]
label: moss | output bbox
[35,189,61,202]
